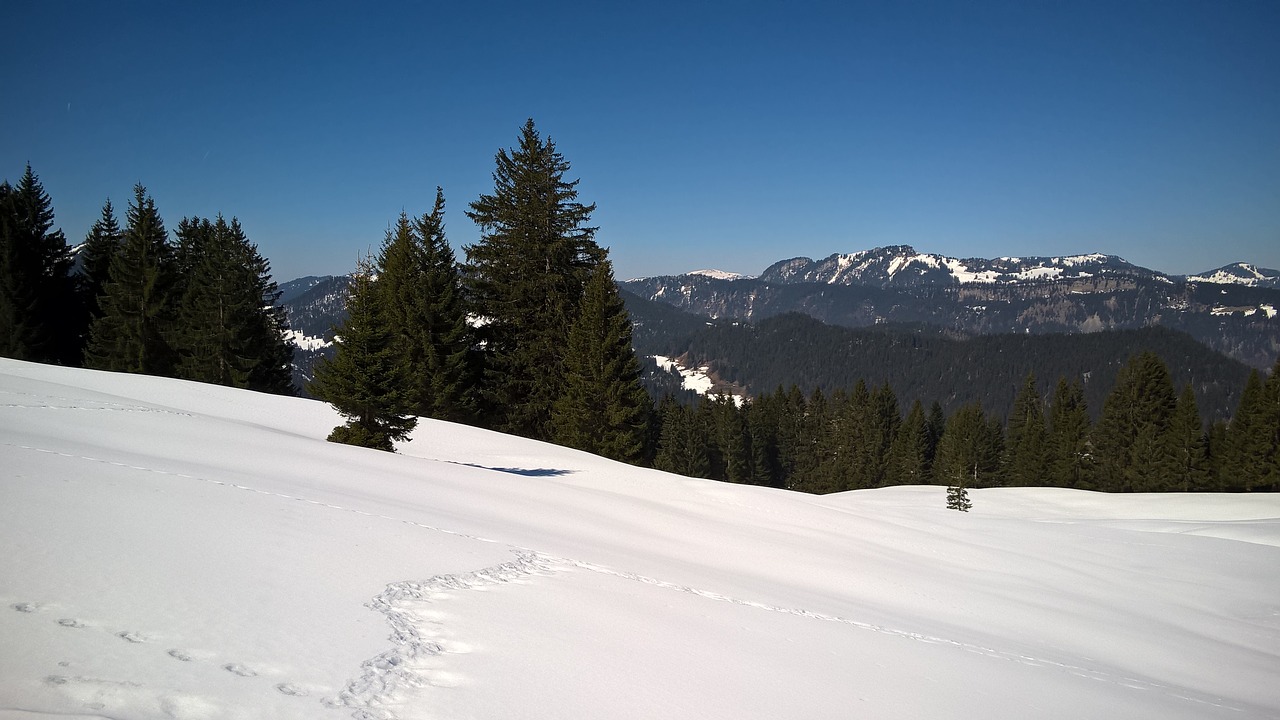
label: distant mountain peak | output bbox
[760,246,1154,288]
[686,269,753,281]
[1186,262,1280,289]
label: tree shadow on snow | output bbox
[450,462,574,477]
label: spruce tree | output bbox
[465,119,602,439]
[934,403,1000,489]
[78,198,124,323]
[376,190,476,423]
[1004,373,1048,486]
[550,259,651,463]
[310,259,416,451]
[946,483,972,512]
[1168,383,1210,491]
[654,397,710,478]
[84,184,178,375]
[0,165,78,364]
[169,216,294,393]
[1092,352,1178,492]
[1046,377,1093,488]
[886,400,930,485]
[1223,370,1269,491]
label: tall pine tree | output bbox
[465,119,603,439]
[1004,373,1048,486]
[375,190,476,423]
[1092,352,1178,492]
[550,259,651,463]
[1046,377,1093,488]
[84,184,178,375]
[78,198,124,324]
[0,165,78,364]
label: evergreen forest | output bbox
[3,122,1278,498]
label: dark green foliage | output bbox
[169,216,294,394]
[653,397,710,478]
[84,184,178,375]
[627,308,1252,425]
[78,198,124,323]
[1221,368,1277,491]
[0,165,78,364]
[1045,377,1093,488]
[946,484,972,512]
[310,261,416,452]
[1168,383,1211,491]
[376,190,477,423]
[465,119,602,439]
[934,403,1003,489]
[550,259,652,463]
[887,400,931,485]
[1092,352,1178,492]
[1003,373,1048,486]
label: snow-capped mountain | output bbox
[622,246,1280,369]
[760,245,1165,288]
[1186,262,1280,289]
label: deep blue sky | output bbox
[5,1,1278,282]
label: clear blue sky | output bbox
[5,0,1278,282]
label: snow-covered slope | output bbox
[2,359,1278,719]
[1187,262,1280,289]
[760,245,1160,287]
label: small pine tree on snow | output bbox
[946,483,972,512]
[310,258,417,452]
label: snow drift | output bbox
[1,358,1277,719]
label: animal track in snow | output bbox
[223,662,257,677]
[168,648,193,662]
[11,601,38,613]
[57,618,85,628]
[116,630,148,643]
[275,682,309,696]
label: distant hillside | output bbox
[622,245,1280,369]
[623,294,1253,422]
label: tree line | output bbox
[0,165,293,393]
[652,352,1279,494]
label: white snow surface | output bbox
[2,358,1279,720]
[283,329,331,351]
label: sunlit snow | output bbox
[2,358,1278,719]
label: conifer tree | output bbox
[1004,373,1048,486]
[934,403,1001,489]
[1046,377,1093,488]
[887,400,930,485]
[78,198,124,323]
[1092,352,1178,492]
[946,483,972,512]
[169,216,294,393]
[1223,370,1269,491]
[654,397,709,478]
[550,259,651,463]
[465,119,602,439]
[0,165,78,364]
[310,259,416,451]
[84,184,177,375]
[375,190,476,423]
[1168,383,1210,491]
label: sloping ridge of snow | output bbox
[2,358,1278,720]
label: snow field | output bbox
[2,358,1278,719]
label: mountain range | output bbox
[277,248,1278,410]
[620,246,1280,369]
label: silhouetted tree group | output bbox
[0,165,293,394]
[313,121,651,458]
